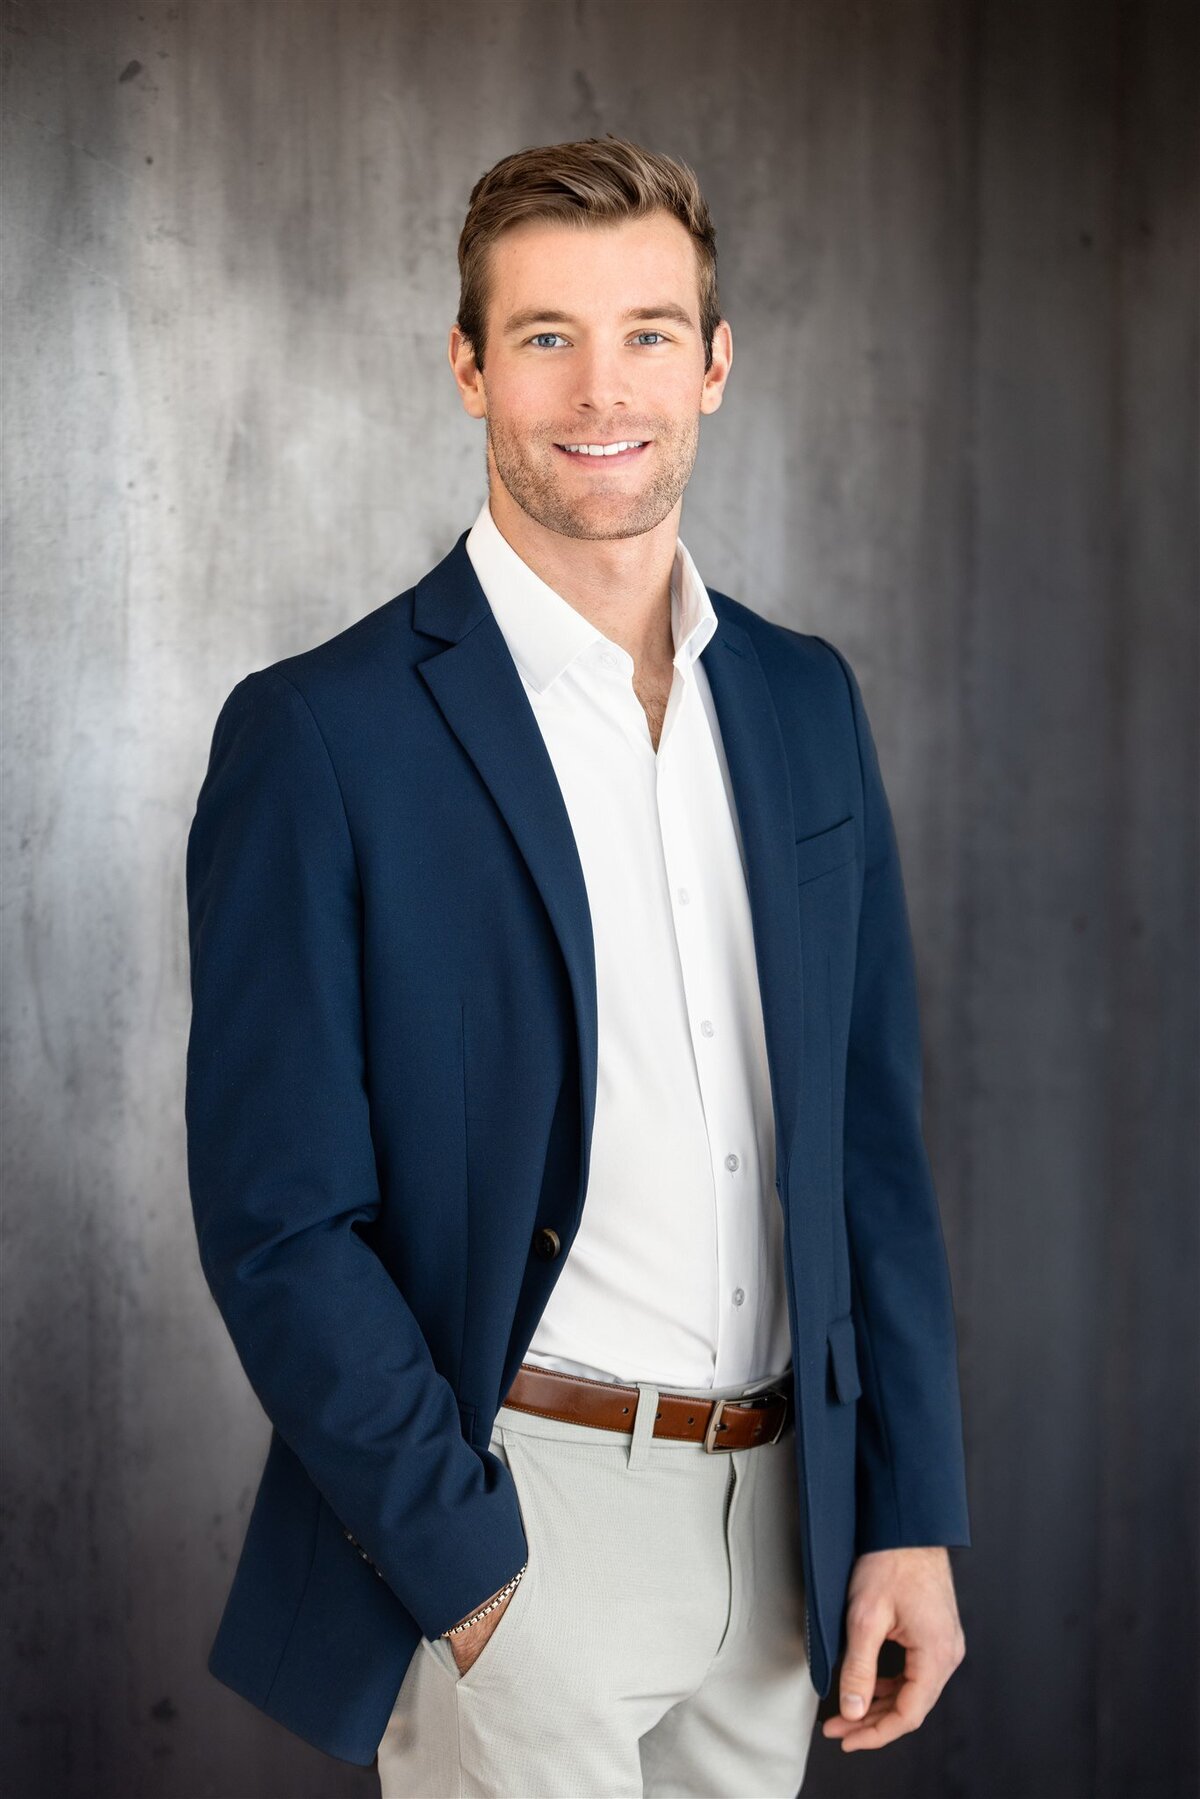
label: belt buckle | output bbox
[703,1388,787,1453]
[702,1397,733,1452]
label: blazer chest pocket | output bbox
[795,816,858,885]
[826,1311,862,1404]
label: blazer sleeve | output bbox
[184,666,529,1640]
[815,637,972,1555]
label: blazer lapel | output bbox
[413,534,599,1219]
[698,608,805,1181]
[413,532,805,1217]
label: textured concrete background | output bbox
[2,2,1196,1796]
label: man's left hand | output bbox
[820,1546,965,1753]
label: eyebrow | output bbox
[502,303,697,336]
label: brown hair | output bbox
[456,135,720,374]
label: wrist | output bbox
[439,1562,527,1638]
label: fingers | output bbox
[835,1668,934,1752]
[821,1675,901,1738]
[826,1647,948,1752]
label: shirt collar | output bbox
[464,495,717,696]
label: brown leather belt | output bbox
[502,1361,793,1452]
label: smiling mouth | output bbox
[553,439,651,466]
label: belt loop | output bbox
[626,1381,661,1471]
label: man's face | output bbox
[451,210,732,542]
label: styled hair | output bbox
[456,134,720,373]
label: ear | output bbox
[448,324,487,420]
[700,318,733,415]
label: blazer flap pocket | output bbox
[826,1311,862,1403]
[794,816,858,885]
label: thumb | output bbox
[839,1637,883,1719]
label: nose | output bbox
[567,341,635,419]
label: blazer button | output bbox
[533,1226,561,1260]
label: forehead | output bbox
[487,211,700,316]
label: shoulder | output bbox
[211,584,423,750]
[705,584,861,720]
[260,585,418,695]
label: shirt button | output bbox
[732,1287,745,1306]
[700,1019,714,1037]
[677,887,690,905]
[725,1153,740,1171]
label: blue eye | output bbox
[525,331,669,349]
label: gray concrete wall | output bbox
[2,3,1195,1795]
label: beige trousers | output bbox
[376,1371,821,1798]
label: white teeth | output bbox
[560,441,645,456]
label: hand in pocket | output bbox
[447,1578,520,1677]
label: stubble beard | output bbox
[484,413,700,542]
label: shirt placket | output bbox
[655,672,755,1388]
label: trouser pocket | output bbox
[423,1425,539,1689]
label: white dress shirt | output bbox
[465,497,792,1394]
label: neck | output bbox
[486,479,680,671]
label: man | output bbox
[185,135,970,1797]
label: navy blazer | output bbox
[184,527,971,1767]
